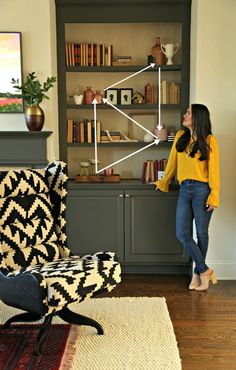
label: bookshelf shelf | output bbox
[68,141,173,148]
[66,65,182,73]
[66,104,180,110]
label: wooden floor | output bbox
[101,274,236,370]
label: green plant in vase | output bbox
[11,72,56,131]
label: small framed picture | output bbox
[105,89,118,105]
[120,88,133,105]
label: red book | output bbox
[88,44,91,66]
[93,44,97,66]
[145,83,151,103]
[141,161,147,183]
[154,160,159,180]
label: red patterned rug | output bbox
[0,324,78,370]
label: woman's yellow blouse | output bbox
[156,130,220,207]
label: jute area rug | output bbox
[0,297,181,370]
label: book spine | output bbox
[145,160,150,183]
[141,161,147,183]
[67,119,73,143]
[87,121,92,143]
[145,83,151,104]
[79,122,85,143]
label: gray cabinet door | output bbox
[67,189,124,260]
[125,189,189,263]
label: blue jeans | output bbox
[176,180,213,274]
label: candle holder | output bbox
[89,159,100,175]
[79,162,90,176]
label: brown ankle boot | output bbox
[189,273,200,290]
[195,270,217,291]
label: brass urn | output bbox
[25,105,45,131]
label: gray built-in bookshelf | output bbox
[55,0,192,274]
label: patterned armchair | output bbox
[0,161,121,354]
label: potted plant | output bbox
[72,87,84,105]
[11,72,56,131]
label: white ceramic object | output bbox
[79,161,90,168]
[143,132,154,143]
[161,43,179,65]
[89,159,100,165]
[74,94,83,104]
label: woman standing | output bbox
[153,104,220,291]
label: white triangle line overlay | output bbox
[96,140,159,174]
[93,66,162,174]
[104,63,155,91]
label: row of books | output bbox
[161,81,181,104]
[143,82,181,105]
[67,119,102,143]
[141,159,168,183]
[65,43,113,67]
[67,119,132,143]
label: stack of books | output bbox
[101,131,121,142]
[167,133,176,142]
[113,55,134,65]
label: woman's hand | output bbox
[150,182,157,185]
[206,204,216,212]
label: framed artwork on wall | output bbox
[0,32,23,113]
[120,88,133,105]
[105,89,119,105]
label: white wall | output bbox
[0,0,59,160]
[191,0,236,278]
[1,0,235,278]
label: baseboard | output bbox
[121,263,191,275]
[205,261,236,280]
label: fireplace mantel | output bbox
[0,131,52,168]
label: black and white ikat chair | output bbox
[0,161,121,355]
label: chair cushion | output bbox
[9,255,122,312]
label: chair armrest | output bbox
[80,251,119,262]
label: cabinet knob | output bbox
[119,194,124,198]
[125,194,130,198]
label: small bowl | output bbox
[104,168,113,176]
[79,162,90,168]
[89,159,100,165]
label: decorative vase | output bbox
[25,105,45,131]
[83,86,94,104]
[161,43,179,65]
[94,90,103,104]
[154,124,168,141]
[151,37,165,65]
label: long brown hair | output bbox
[176,104,212,161]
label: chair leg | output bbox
[34,314,53,356]
[4,311,53,356]
[58,307,104,335]
[4,312,41,328]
